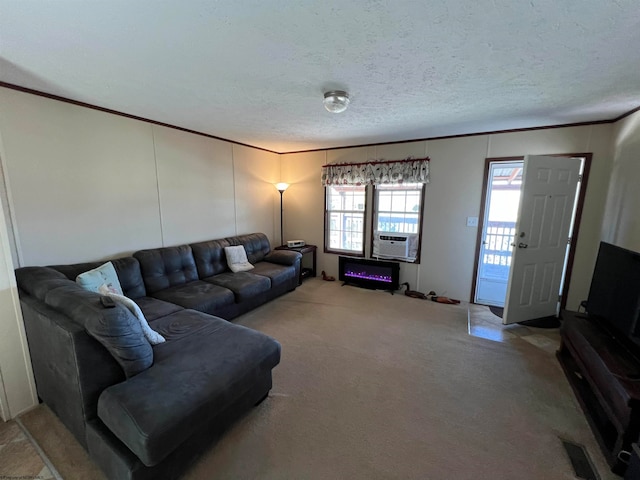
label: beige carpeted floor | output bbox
[19,279,618,479]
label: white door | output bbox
[503,155,581,325]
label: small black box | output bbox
[625,444,640,480]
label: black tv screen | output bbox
[586,242,640,349]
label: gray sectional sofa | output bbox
[15,233,301,480]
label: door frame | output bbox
[470,152,592,310]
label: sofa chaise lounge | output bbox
[15,233,301,480]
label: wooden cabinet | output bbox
[557,311,640,475]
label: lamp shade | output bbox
[323,91,350,113]
[275,182,290,192]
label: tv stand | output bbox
[557,310,640,475]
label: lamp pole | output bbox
[275,183,289,247]
[279,189,285,246]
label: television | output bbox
[338,256,400,292]
[586,242,640,354]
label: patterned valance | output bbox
[321,157,430,186]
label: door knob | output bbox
[518,242,528,248]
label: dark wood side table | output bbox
[275,244,317,284]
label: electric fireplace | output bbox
[338,256,400,291]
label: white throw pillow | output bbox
[224,245,254,273]
[98,284,166,345]
[76,261,123,295]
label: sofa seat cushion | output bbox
[97,310,281,467]
[147,308,218,341]
[251,262,297,287]
[203,271,271,302]
[150,280,234,315]
[134,296,183,322]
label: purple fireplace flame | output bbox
[339,256,400,291]
[344,268,393,283]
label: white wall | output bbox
[0,107,38,421]
[602,110,640,251]
[0,170,37,420]
[0,87,281,265]
[153,125,236,246]
[232,144,281,241]
[280,149,327,251]
[0,89,162,265]
[281,124,614,309]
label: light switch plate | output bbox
[466,216,479,227]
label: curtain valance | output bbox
[321,157,430,186]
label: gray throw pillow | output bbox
[84,303,154,378]
[45,285,153,377]
[98,284,165,345]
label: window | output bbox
[324,185,366,255]
[373,183,425,261]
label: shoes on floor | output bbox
[321,271,336,281]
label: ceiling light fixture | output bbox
[323,90,350,113]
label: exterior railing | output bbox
[481,221,517,280]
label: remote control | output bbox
[100,296,116,308]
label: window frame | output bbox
[370,182,426,263]
[324,184,368,257]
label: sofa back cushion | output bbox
[15,267,73,301]
[227,233,271,265]
[112,257,147,299]
[190,238,231,278]
[133,245,199,294]
[51,257,147,299]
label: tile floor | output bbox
[0,418,53,480]
[468,303,561,354]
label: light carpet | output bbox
[20,279,617,479]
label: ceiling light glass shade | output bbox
[323,91,350,113]
[275,182,290,192]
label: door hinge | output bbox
[578,174,583,182]
[567,237,572,245]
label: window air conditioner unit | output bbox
[377,233,410,258]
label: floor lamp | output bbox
[275,183,289,246]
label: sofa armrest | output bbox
[263,250,302,266]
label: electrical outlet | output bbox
[466,216,478,227]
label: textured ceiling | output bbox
[1,1,639,153]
